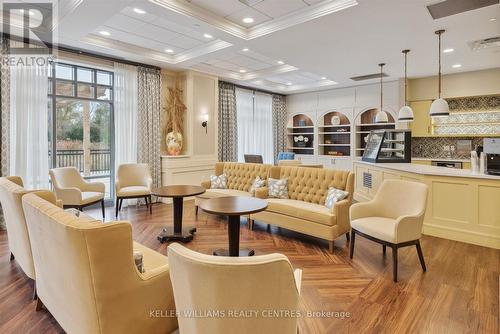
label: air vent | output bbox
[427,0,499,20]
[350,73,388,81]
[469,36,500,51]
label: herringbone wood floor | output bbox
[0,201,498,333]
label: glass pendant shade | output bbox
[375,110,389,123]
[430,98,449,117]
[398,105,414,121]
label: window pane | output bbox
[55,64,74,80]
[96,71,112,86]
[55,99,83,171]
[78,83,95,98]
[56,81,75,96]
[77,68,94,83]
[96,86,112,100]
[48,79,52,95]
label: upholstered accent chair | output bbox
[244,154,264,164]
[0,176,62,298]
[21,193,178,334]
[167,243,301,334]
[49,167,106,218]
[277,151,295,161]
[349,179,429,282]
[251,166,355,253]
[115,163,153,217]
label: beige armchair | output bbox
[22,193,178,334]
[167,243,302,334]
[349,179,429,282]
[0,176,61,298]
[115,163,153,217]
[49,167,105,218]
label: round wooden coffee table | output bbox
[153,185,206,243]
[199,197,267,257]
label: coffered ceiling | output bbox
[2,0,500,94]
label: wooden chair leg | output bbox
[101,199,105,219]
[115,198,120,217]
[144,196,149,208]
[383,244,386,255]
[247,218,253,230]
[195,205,199,216]
[32,282,37,300]
[392,245,398,282]
[35,297,44,311]
[345,232,350,242]
[416,240,427,272]
[10,252,14,261]
[349,230,355,259]
[328,240,334,254]
[119,198,123,211]
[149,195,152,214]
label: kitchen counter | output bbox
[412,157,470,163]
[356,160,500,180]
[353,161,500,249]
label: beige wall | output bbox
[408,68,500,101]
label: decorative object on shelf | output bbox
[298,120,306,127]
[337,128,348,132]
[201,112,208,134]
[165,87,186,155]
[375,63,389,123]
[429,29,450,118]
[331,115,341,125]
[325,139,332,144]
[398,49,414,122]
[294,135,310,147]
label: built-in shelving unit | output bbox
[318,111,351,157]
[355,109,396,157]
[287,114,315,155]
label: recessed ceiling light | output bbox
[321,77,327,80]
[242,17,254,24]
[203,33,213,39]
[242,48,249,52]
[443,48,454,53]
[489,18,496,22]
[452,64,462,68]
[133,8,146,14]
[239,69,247,73]
[165,48,174,54]
[277,60,284,65]
[99,31,111,36]
[286,82,292,86]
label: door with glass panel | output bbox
[48,63,114,200]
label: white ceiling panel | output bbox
[253,0,307,19]
[150,17,196,35]
[225,7,271,26]
[211,60,241,72]
[133,24,182,44]
[168,35,205,49]
[303,0,325,4]
[101,14,146,32]
[188,0,248,17]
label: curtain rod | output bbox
[1,34,161,70]
[224,81,285,97]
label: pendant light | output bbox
[429,29,449,117]
[375,63,389,123]
[398,49,414,121]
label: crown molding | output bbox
[149,0,358,40]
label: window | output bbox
[48,63,114,199]
[236,88,273,164]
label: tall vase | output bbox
[166,131,183,155]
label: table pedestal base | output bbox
[213,248,255,257]
[157,227,196,243]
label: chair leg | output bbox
[32,282,37,300]
[349,230,355,259]
[10,252,14,261]
[101,199,105,219]
[115,198,120,217]
[35,297,44,311]
[248,218,253,230]
[328,240,334,254]
[416,240,427,272]
[383,244,386,255]
[345,232,350,242]
[149,195,152,214]
[392,245,398,282]
[144,196,149,208]
[195,205,199,216]
[119,198,123,211]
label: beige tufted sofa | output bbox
[250,166,354,253]
[195,162,271,213]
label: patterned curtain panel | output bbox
[0,38,10,229]
[272,94,287,164]
[218,81,238,162]
[137,67,162,189]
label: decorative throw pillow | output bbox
[268,178,289,199]
[324,187,349,209]
[249,176,265,194]
[210,174,227,189]
[133,251,145,273]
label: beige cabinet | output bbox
[409,100,433,137]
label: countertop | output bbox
[354,160,500,180]
[412,157,470,163]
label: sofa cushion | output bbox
[218,162,271,192]
[268,178,288,199]
[210,174,227,189]
[249,176,265,195]
[265,198,336,226]
[351,217,398,243]
[117,186,150,197]
[324,187,349,209]
[197,189,252,199]
[81,191,104,205]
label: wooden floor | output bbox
[0,201,498,334]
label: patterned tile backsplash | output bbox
[412,137,484,160]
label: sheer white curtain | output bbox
[236,88,274,164]
[9,63,49,189]
[114,62,138,168]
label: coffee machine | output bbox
[483,138,500,176]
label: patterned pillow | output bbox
[249,176,265,195]
[210,174,227,189]
[324,187,349,209]
[133,251,145,273]
[268,178,288,199]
